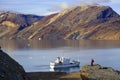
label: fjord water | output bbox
[1,40,120,72]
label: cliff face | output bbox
[0,6,120,40]
[0,49,28,80]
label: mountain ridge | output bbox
[0,6,120,40]
[25,6,120,40]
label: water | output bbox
[0,40,120,72]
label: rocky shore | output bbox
[0,49,120,80]
[0,49,28,80]
[80,64,120,80]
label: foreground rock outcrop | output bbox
[80,64,120,80]
[0,49,28,80]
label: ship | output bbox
[50,57,80,69]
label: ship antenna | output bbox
[62,51,65,58]
[63,52,64,57]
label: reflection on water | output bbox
[50,66,80,72]
[0,40,120,72]
[1,40,120,51]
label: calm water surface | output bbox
[0,40,120,72]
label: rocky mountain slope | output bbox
[15,6,120,40]
[0,11,43,39]
[0,6,120,40]
[0,49,28,80]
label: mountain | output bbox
[0,6,120,40]
[0,11,44,39]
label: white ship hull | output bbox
[50,62,80,69]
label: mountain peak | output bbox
[58,6,112,15]
[73,6,119,19]
[50,6,119,24]
[70,6,119,21]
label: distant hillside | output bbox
[0,11,43,39]
[0,6,120,40]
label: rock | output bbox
[0,49,29,80]
[81,64,120,80]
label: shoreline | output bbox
[1,49,120,80]
[26,64,120,80]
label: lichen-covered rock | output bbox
[81,64,120,80]
[0,49,29,80]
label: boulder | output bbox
[81,64,120,80]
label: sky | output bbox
[0,0,120,15]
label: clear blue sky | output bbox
[0,0,120,15]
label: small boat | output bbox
[50,57,80,69]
